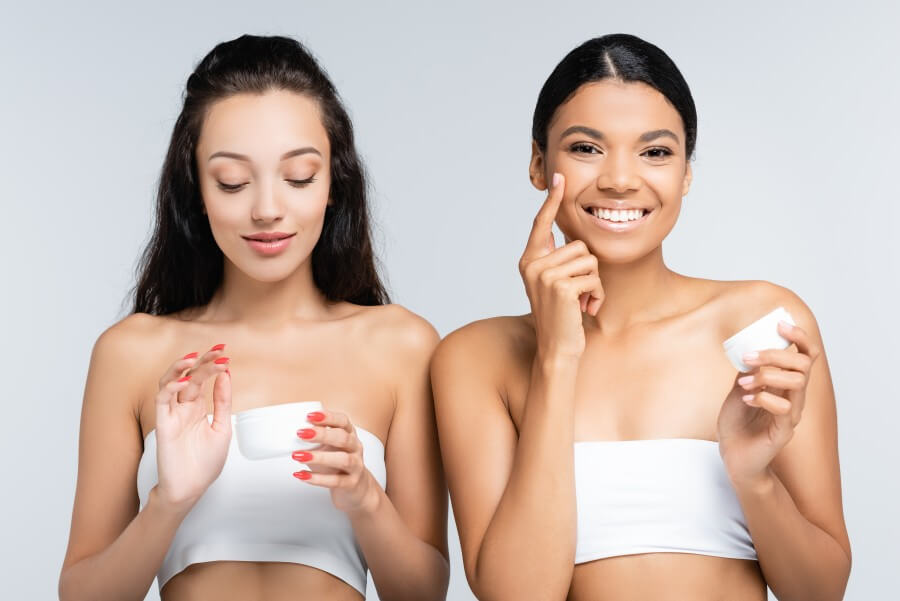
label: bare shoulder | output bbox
[350,303,441,360]
[91,312,179,368]
[432,314,535,378]
[708,279,822,342]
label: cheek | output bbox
[643,165,687,201]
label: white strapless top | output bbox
[574,438,757,563]
[136,414,387,595]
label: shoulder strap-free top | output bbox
[136,414,387,595]
[574,438,756,564]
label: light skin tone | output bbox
[59,89,449,601]
[431,80,851,601]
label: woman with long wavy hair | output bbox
[59,34,448,601]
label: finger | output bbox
[158,354,200,389]
[296,424,359,451]
[743,348,812,374]
[292,470,353,488]
[181,355,230,398]
[291,449,361,474]
[777,321,821,362]
[306,409,355,434]
[523,172,565,259]
[742,390,791,415]
[737,368,806,392]
[156,377,192,414]
[540,254,599,282]
[567,274,603,299]
[210,370,232,434]
[528,240,592,271]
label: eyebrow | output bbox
[207,147,322,162]
[560,125,680,144]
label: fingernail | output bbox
[182,352,198,359]
[552,172,561,187]
[742,351,759,362]
[293,470,312,480]
[297,428,316,440]
[292,451,313,462]
[737,375,753,386]
[210,343,226,352]
[307,411,325,423]
[742,394,756,404]
[779,321,793,331]
[214,357,230,364]
[177,375,192,382]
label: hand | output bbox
[717,321,821,486]
[518,172,605,359]
[154,344,232,512]
[292,409,379,516]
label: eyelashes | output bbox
[568,143,674,160]
[216,177,317,193]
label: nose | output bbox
[250,179,285,224]
[595,151,641,194]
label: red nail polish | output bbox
[182,352,198,359]
[297,428,316,440]
[293,470,312,480]
[177,375,192,382]
[210,343,226,352]
[307,411,325,422]
[214,357,230,364]
[292,451,313,462]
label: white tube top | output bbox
[136,414,387,595]
[574,438,756,563]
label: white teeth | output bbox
[591,208,645,222]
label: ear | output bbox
[529,140,548,191]
[681,160,693,197]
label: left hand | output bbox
[717,320,821,486]
[292,409,379,515]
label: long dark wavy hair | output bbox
[132,34,389,315]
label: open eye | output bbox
[642,147,673,160]
[570,143,601,155]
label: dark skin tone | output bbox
[431,80,850,601]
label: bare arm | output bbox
[59,319,232,601]
[432,173,604,601]
[719,289,851,601]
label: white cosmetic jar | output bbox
[235,401,323,460]
[722,306,796,373]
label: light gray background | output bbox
[1,1,897,599]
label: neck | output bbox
[584,245,683,335]
[207,258,332,326]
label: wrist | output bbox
[534,349,581,374]
[149,485,197,520]
[728,467,778,497]
[345,471,382,520]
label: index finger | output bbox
[778,321,821,363]
[307,409,355,434]
[523,172,565,260]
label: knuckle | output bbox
[571,240,587,254]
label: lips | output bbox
[242,232,296,256]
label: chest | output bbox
[505,324,738,441]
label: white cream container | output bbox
[235,401,323,460]
[722,306,796,372]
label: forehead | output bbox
[550,80,684,141]
[197,89,330,161]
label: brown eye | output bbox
[571,143,600,154]
[643,147,673,160]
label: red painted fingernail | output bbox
[214,357,230,364]
[307,411,325,422]
[177,375,192,382]
[210,343,226,352]
[292,451,313,461]
[293,470,312,480]
[182,352,198,359]
[297,428,316,440]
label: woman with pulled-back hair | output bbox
[59,34,448,601]
[432,34,850,601]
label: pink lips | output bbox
[242,232,296,256]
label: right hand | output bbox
[154,345,232,511]
[519,173,605,359]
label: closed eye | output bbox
[287,177,316,187]
[217,181,247,192]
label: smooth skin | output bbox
[431,80,851,601]
[59,90,449,601]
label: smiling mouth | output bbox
[583,207,651,223]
